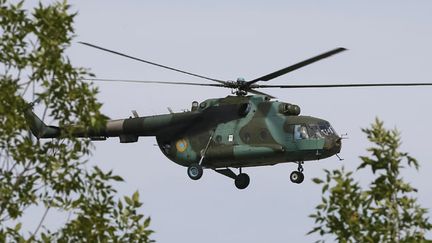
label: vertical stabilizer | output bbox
[24,107,60,139]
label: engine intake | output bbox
[279,103,301,116]
[238,103,251,117]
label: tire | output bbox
[290,171,304,184]
[235,173,250,189]
[297,172,304,183]
[187,164,203,180]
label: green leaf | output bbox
[111,175,124,182]
[125,196,133,206]
[15,222,22,231]
[312,178,324,184]
[322,184,329,193]
[132,191,139,203]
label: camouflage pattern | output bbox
[26,95,342,170]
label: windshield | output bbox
[308,124,324,138]
[290,122,337,140]
[318,122,336,136]
[307,122,337,138]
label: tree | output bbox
[309,119,432,243]
[0,1,153,241]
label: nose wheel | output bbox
[187,163,203,180]
[290,162,305,184]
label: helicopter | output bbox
[26,43,432,189]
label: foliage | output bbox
[309,119,432,243]
[0,0,153,242]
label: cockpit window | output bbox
[318,122,336,136]
[294,124,309,140]
[308,124,324,139]
[290,122,336,140]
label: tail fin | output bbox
[25,105,60,139]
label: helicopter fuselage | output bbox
[27,95,341,169]
[153,95,341,169]
[26,95,342,188]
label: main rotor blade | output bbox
[248,89,276,99]
[85,78,226,87]
[257,82,432,89]
[79,42,225,84]
[248,47,347,84]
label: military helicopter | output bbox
[26,43,432,189]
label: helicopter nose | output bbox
[335,137,342,153]
[324,136,342,154]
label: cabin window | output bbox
[199,102,207,109]
[294,124,309,140]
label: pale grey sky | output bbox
[27,1,432,242]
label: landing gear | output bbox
[214,167,250,190]
[187,131,213,181]
[235,173,250,190]
[290,162,305,184]
[187,163,203,180]
[290,171,304,184]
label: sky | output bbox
[24,1,432,242]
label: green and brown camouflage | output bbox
[26,95,342,170]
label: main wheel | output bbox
[235,173,250,189]
[290,171,304,184]
[187,164,203,180]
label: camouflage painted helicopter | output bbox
[26,43,432,189]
